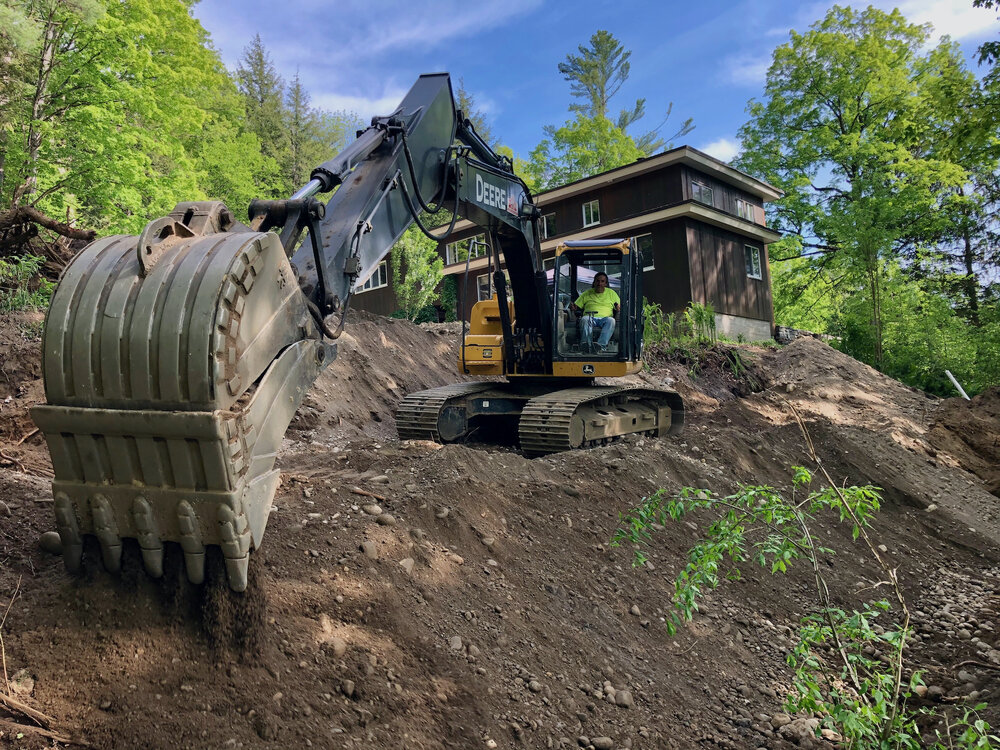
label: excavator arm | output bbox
[30,73,544,591]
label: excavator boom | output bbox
[30,74,543,591]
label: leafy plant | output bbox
[0,254,53,312]
[683,301,716,343]
[611,405,997,749]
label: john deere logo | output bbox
[583,364,595,374]
[482,349,493,358]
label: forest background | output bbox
[0,0,997,397]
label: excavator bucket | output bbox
[30,202,332,591]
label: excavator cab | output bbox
[550,239,644,377]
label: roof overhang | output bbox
[441,201,782,273]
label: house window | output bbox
[736,199,756,221]
[635,233,655,271]
[445,234,487,265]
[477,270,511,301]
[357,260,388,292]
[745,245,763,280]
[540,213,556,239]
[692,182,714,207]
[582,200,600,228]
[477,273,492,302]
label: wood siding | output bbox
[686,219,772,323]
[346,256,399,316]
[683,166,764,224]
[638,221,691,314]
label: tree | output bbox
[236,34,289,191]
[527,115,645,189]
[389,225,444,321]
[736,6,966,371]
[455,78,494,147]
[557,30,692,156]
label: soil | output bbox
[0,310,998,750]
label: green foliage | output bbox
[389,225,444,322]
[642,298,675,348]
[439,275,459,322]
[0,254,53,311]
[555,29,692,156]
[528,115,645,190]
[737,5,987,379]
[611,465,998,748]
[683,301,716,343]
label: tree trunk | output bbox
[11,12,59,207]
[961,228,981,327]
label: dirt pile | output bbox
[928,387,1000,496]
[0,316,998,750]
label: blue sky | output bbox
[192,0,999,167]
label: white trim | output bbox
[356,259,388,292]
[582,199,600,228]
[540,213,556,239]
[744,244,763,280]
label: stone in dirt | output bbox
[38,531,62,555]
[360,540,378,560]
[376,513,396,526]
[362,504,382,516]
[591,738,614,750]
[399,557,414,574]
[10,668,34,696]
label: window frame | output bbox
[356,259,388,293]
[744,245,763,281]
[635,233,655,272]
[540,213,556,239]
[736,198,756,222]
[692,181,714,207]
[582,199,601,228]
[445,234,487,266]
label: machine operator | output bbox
[570,272,620,352]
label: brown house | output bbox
[350,145,782,340]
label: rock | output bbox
[577,738,590,748]
[877,544,888,553]
[630,605,640,616]
[0,500,10,516]
[562,485,580,497]
[448,553,465,565]
[912,685,928,698]
[399,557,414,575]
[371,475,390,484]
[821,728,843,742]
[591,738,614,750]
[360,540,378,560]
[436,507,450,519]
[528,680,543,693]
[10,669,33,696]
[38,531,62,555]
[376,513,397,527]
[362,504,382,516]
[449,636,463,651]
[770,713,791,729]
[777,717,820,743]
[341,679,355,698]
[482,536,496,549]
[958,670,975,684]
[330,637,347,658]
[927,685,946,700]
[614,690,633,708]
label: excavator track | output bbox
[518,386,684,457]
[396,382,494,441]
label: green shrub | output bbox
[0,254,53,312]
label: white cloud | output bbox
[313,88,410,120]
[699,138,741,163]
[888,0,1000,41]
[720,54,771,87]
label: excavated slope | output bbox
[0,312,998,750]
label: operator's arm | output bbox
[572,290,589,313]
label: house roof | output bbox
[533,145,783,205]
[437,145,783,238]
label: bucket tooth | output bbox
[224,555,249,593]
[177,500,205,585]
[218,504,251,593]
[53,492,83,573]
[90,494,122,572]
[132,496,164,578]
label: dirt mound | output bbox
[1,314,999,750]
[928,387,1000,496]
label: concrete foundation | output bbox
[715,313,772,342]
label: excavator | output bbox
[29,73,683,593]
